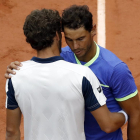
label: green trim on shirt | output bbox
[101,84,109,88]
[115,90,138,101]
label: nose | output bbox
[73,41,79,49]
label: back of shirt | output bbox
[6,56,106,140]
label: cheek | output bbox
[65,40,70,46]
[85,38,92,49]
[81,40,89,50]
[65,40,73,49]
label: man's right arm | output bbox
[90,105,125,133]
[83,68,127,133]
[5,61,22,79]
[6,78,21,140]
[6,108,21,140]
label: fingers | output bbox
[8,61,22,70]
[7,67,16,75]
[5,61,22,79]
[5,67,16,79]
[15,61,23,67]
[4,73,11,79]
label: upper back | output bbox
[11,56,95,140]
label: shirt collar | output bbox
[31,56,64,63]
[74,41,100,67]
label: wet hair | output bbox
[23,9,61,51]
[62,5,93,32]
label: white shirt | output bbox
[6,56,106,140]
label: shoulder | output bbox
[60,61,99,86]
[94,45,127,84]
[111,62,133,81]
[114,62,130,72]
[10,60,36,77]
[20,60,35,68]
[58,60,93,77]
[99,46,123,67]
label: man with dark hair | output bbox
[24,9,62,51]
[5,8,127,140]
[5,5,140,140]
[61,5,140,140]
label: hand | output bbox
[5,61,22,79]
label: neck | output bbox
[37,45,60,59]
[78,41,96,62]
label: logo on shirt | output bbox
[97,86,102,93]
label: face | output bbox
[64,26,96,61]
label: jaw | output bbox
[76,41,96,62]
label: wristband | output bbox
[118,110,128,124]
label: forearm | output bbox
[127,113,140,140]
[6,108,21,140]
[91,105,126,133]
[6,130,20,140]
[108,112,125,133]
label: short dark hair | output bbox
[62,5,93,32]
[23,9,61,51]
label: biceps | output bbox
[118,94,140,115]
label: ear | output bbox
[55,32,62,41]
[91,24,96,37]
[55,32,60,41]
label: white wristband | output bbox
[118,110,128,124]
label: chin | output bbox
[76,54,84,60]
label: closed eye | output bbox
[77,37,85,41]
[65,37,73,42]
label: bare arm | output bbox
[5,61,22,79]
[91,105,126,133]
[118,94,140,140]
[6,108,21,140]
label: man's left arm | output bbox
[6,108,21,140]
[111,63,140,140]
[118,94,140,140]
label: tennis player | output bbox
[61,5,140,140]
[5,9,128,140]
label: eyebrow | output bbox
[65,36,85,40]
[77,36,85,39]
[65,37,71,40]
